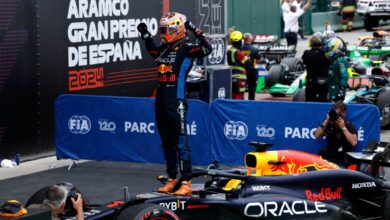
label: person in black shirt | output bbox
[302,34,330,102]
[314,101,358,165]
[241,33,261,100]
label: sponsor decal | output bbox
[251,185,271,191]
[270,150,339,174]
[159,200,186,211]
[208,37,225,65]
[98,119,116,132]
[218,87,226,99]
[256,125,275,138]
[244,201,327,217]
[224,121,248,140]
[158,64,173,74]
[352,182,377,189]
[68,115,91,134]
[305,187,342,201]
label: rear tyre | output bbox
[364,16,379,31]
[376,88,390,127]
[115,203,179,220]
[292,87,306,101]
[266,64,283,88]
[281,57,304,72]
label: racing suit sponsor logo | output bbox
[159,200,186,211]
[124,121,155,134]
[158,64,173,74]
[98,119,116,132]
[68,115,91,134]
[244,200,327,217]
[256,125,275,138]
[251,185,271,191]
[352,182,377,189]
[208,37,225,65]
[224,121,248,140]
[305,187,342,201]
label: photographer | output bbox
[314,101,357,164]
[29,185,84,220]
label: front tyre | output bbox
[115,203,179,220]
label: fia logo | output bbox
[224,121,248,140]
[68,115,91,134]
[218,87,226,99]
[208,37,225,64]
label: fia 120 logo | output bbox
[68,115,91,134]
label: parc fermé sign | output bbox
[56,96,380,166]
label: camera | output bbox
[328,109,342,121]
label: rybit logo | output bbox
[158,64,173,74]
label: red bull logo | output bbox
[158,64,173,74]
[306,187,342,201]
[270,150,339,174]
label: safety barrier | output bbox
[55,95,380,166]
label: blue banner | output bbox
[55,95,213,165]
[210,100,381,165]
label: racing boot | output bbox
[173,181,192,196]
[157,178,177,193]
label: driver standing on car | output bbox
[137,12,212,195]
[314,101,357,165]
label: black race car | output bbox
[25,142,390,220]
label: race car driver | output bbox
[324,37,349,102]
[227,31,251,99]
[137,12,212,196]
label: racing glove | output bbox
[185,21,203,38]
[335,86,346,101]
[137,22,151,40]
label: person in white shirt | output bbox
[283,0,311,47]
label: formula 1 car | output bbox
[24,141,390,220]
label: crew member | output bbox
[302,34,330,102]
[227,31,251,99]
[283,0,312,48]
[314,101,357,164]
[339,0,356,32]
[241,33,261,100]
[324,37,349,102]
[137,12,212,195]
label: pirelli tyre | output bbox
[115,203,179,220]
[292,87,305,101]
[375,87,390,127]
[281,57,304,73]
[266,64,283,88]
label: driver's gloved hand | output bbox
[137,22,151,40]
[185,21,203,38]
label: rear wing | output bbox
[345,141,390,178]
[253,44,297,63]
